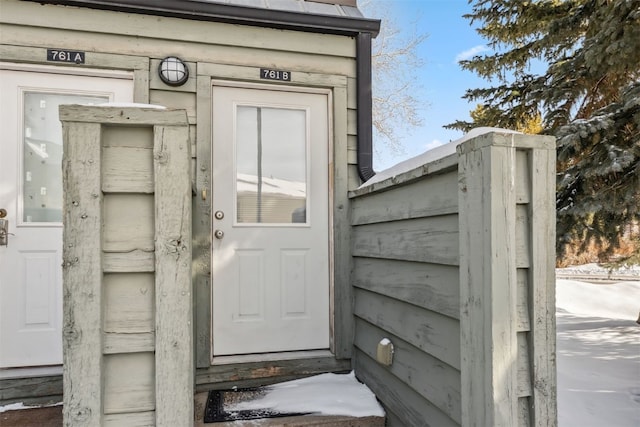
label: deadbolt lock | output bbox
[0,208,6,218]
[214,210,224,220]
[0,218,9,247]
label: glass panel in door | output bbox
[22,92,107,223]
[235,106,308,224]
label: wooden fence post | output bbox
[61,106,193,427]
[458,132,557,427]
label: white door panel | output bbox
[0,67,133,368]
[212,86,330,356]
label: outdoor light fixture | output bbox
[158,56,189,86]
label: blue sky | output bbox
[366,0,491,170]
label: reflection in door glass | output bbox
[236,106,307,224]
[23,92,107,223]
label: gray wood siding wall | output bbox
[350,156,462,427]
[60,106,193,426]
[350,132,557,427]
[1,0,360,395]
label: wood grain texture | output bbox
[354,288,460,370]
[103,332,155,355]
[351,170,459,225]
[0,375,62,405]
[332,84,353,359]
[199,63,348,88]
[0,44,148,71]
[103,353,155,415]
[1,0,356,58]
[102,250,154,273]
[196,356,351,390]
[102,126,154,193]
[2,23,357,78]
[352,258,459,319]
[61,107,195,426]
[458,141,519,427]
[149,90,196,120]
[458,136,557,427]
[517,269,531,332]
[153,123,194,426]
[61,120,103,426]
[528,148,558,426]
[517,332,532,398]
[58,105,187,125]
[352,215,459,266]
[354,350,459,427]
[354,318,461,423]
[104,411,155,427]
[194,75,213,369]
[103,273,154,333]
[349,157,458,198]
[103,194,154,253]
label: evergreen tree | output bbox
[448,0,640,260]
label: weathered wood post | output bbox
[458,132,557,427]
[61,105,193,426]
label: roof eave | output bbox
[22,0,381,36]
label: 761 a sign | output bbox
[47,49,85,64]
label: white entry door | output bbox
[212,85,330,356]
[0,67,133,368]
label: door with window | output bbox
[0,67,133,367]
[212,85,330,356]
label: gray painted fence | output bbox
[350,131,557,427]
[60,106,193,427]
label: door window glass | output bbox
[235,106,308,224]
[22,92,107,223]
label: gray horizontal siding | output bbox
[350,167,461,426]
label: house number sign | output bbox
[47,49,85,64]
[260,68,291,82]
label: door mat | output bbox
[203,388,311,423]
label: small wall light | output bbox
[158,56,189,86]
[377,338,394,366]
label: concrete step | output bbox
[194,392,385,427]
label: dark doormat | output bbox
[203,388,311,423]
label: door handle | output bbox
[214,230,224,239]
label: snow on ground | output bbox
[227,371,385,418]
[556,275,640,427]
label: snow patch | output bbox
[0,401,62,413]
[360,127,521,188]
[557,272,640,427]
[227,371,385,418]
[557,262,640,278]
[93,102,166,109]
[556,279,640,321]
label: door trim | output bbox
[0,61,134,79]
[209,81,334,362]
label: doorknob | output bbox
[214,230,224,239]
